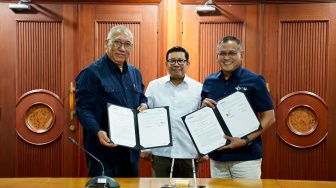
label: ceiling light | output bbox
[196,0,216,13]
[9,0,31,11]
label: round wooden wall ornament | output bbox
[25,103,55,133]
[286,105,318,136]
[16,89,64,145]
[277,91,328,148]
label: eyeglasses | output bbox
[217,51,239,57]
[108,39,133,49]
[166,59,187,65]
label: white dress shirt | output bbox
[144,75,202,159]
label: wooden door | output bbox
[181,3,261,178]
[0,3,79,177]
[264,3,336,180]
[77,4,158,177]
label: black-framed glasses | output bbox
[166,59,187,65]
[108,39,133,49]
[217,51,239,57]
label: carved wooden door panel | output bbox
[77,4,158,177]
[264,3,336,180]
[0,3,78,177]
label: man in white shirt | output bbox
[141,46,208,177]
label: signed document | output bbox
[183,107,227,155]
[107,103,172,150]
[216,92,261,138]
[182,91,261,155]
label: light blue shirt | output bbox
[144,75,202,158]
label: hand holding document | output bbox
[107,103,172,150]
[183,107,227,155]
[182,91,261,155]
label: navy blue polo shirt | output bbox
[75,54,147,162]
[201,65,274,162]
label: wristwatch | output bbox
[243,137,252,147]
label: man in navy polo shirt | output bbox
[201,36,276,179]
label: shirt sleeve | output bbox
[145,81,154,108]
[131,66,148,107]
[139,81,148,106]
[201,78,211,103]
[252,75,274,112]
[75,69,102,136]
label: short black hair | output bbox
[166,46,189,61]
[217,36,242,51]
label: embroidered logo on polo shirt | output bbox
[235,85,247,91]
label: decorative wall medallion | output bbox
[25,103,55,133]
[16,89,64,145]
[277,91,328,148]
[287,106,317,135]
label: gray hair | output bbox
[107,25,133,43]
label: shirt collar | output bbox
[215,65,243,79]
[163,75,192,85]
[162,75,171,83]
[103,53,128,72]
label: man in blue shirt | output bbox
[201,36,276,179]
[75,25,148,177]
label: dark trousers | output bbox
[152,155,199,178]
[87,157,139,177]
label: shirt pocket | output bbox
[102,87,122,102]
[132,84,141,104]
[178,94,201,113]
[132,84,141,93]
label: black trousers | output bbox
[152,155,199,178]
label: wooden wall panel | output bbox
[16,136,62,177]
[277,137,328,180]
[0,3,79,178]
[271,3,332,180]
[276,91,328,179]
[278,21,328,100]
[327,3,336,181]
[0,3,17,177]
[15,19,65,177]
[17,21,63,98]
